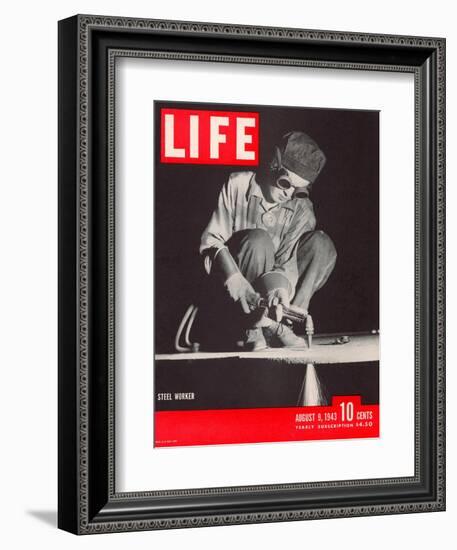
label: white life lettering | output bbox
[236,117,256,160]
[164,114,185,158]
[189,115,199,158]
[210,116,229,159]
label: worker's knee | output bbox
[226,229,275,280]
[298,230,337,264]
[230,228,275,255]
[243,228,274,251]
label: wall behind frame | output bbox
[0,1,453,549]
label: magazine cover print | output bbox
[154,100,379,447]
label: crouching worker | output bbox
[199,131,337,351]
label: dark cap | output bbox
[279,131,326,183]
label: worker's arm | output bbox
[199,175,237,273]
[200,175,260,313]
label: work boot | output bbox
[237,328,268,351]
[264,321,305,349]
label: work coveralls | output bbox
[200,171,337,312]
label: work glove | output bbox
[225,272,261,314]
[266,287,290,308]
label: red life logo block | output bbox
[160,108,259,165]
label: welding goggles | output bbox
[275,167,310,198]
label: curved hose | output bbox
[184,306,199,347]
[174,304,200,352]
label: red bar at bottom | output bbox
[155,396,379,447]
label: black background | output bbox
[155,360,379,410]
[155,101,379,353]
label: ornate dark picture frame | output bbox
[58,14,445,534]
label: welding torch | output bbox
[254,297,314,348]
